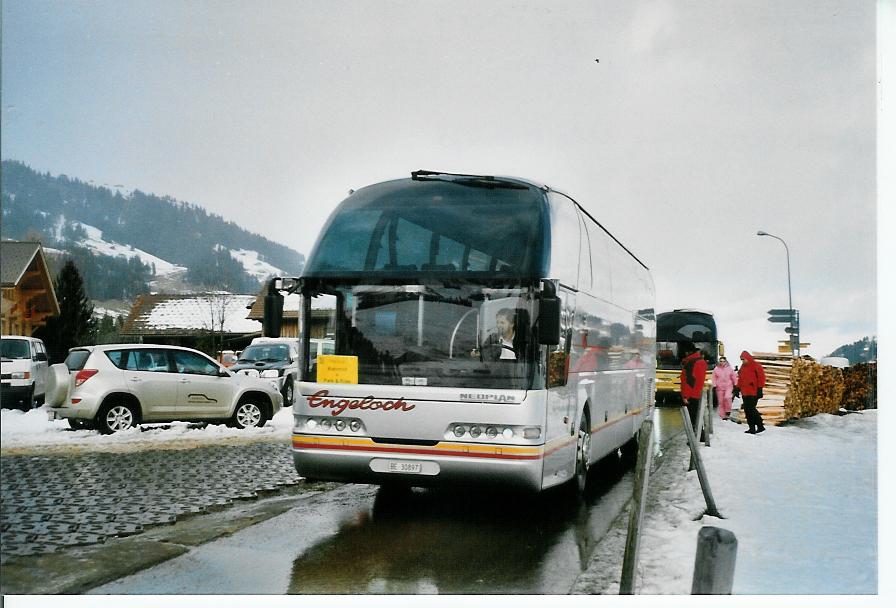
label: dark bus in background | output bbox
[655,309,722,404]
[291,170,656,494]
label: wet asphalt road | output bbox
[1,407,688,594]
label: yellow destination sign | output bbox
[317,355,359,384]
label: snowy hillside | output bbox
[72,221,187,277]
[1,159,306,298]
[224,247,287,282]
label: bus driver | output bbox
[471,308,518,361]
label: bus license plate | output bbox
[370,459,439,476]
[390,461,423,474]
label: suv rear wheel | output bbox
[97,401,138,434]
[231,398,268,429]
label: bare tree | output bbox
[200,292,234,358]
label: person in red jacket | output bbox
[734,350,766,434]
[679,341,708,436]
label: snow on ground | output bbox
[74,221,187,276]
[579,409,878,596]
[93,305,129,319]
[0,403,881,598]
[226,248,285,282]
[0,404,293,454]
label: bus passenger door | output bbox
[543,289,577,488]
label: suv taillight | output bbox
[75,369,99,387]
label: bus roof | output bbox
[414,171,650,271]
[668,308,715,316]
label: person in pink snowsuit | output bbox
[712,355,737,419]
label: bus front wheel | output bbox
[573,416,591,495]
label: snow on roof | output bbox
[123,294,260,335]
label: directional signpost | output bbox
[767,309,795,323]
[768,309,800,356]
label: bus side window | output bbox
[578,212,592,292]
[547,193,580,289]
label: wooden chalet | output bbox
[0,241,60,336]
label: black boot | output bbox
[745,428,756,434]
[756,425,766,433]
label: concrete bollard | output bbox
[691,526,738,594]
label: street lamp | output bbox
[757,230,796,354]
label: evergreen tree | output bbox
[35,261,97,363]
[94,314,124,345]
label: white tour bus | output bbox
[292,170,656,493]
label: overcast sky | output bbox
[1,0,880,359]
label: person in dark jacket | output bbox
[734,350,766,434]
[679,341,708,436]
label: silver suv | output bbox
[46,344,283,434]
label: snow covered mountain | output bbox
[1,160,304,299]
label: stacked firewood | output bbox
[841,362,877,410]
[784,357,845,418]
[731,354,876,425]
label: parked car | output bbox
[229,337,299,405]
[45,344,283,434]
[1,335,49,410]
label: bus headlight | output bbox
[469,426,482,438]
[453,425,466,437]
[334,420,346,431]
[349,420,362,432]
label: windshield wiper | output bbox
[411,170,529,190]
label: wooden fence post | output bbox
[619,418,655,595]
[680,406,721,518]
[691,526,738,594]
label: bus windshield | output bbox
[303,282,539,390]
[303,178,548,279]
[656,310,719,369]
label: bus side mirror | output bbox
[538,282,561,345]
[263,278,284,338]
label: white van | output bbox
[1,335,50,410]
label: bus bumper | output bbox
[292,435,545,492]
